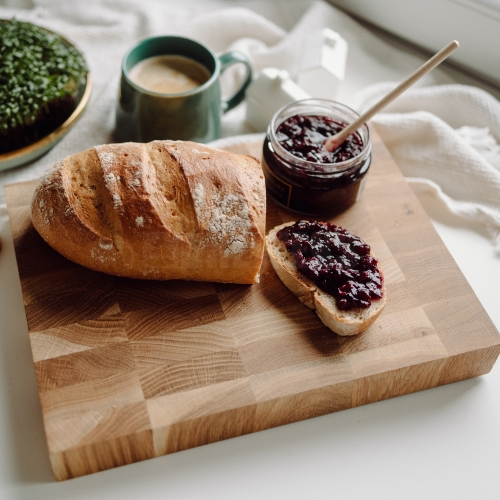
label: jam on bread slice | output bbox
[266,220,386,336]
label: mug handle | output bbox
[218,50,253,113]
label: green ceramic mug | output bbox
[115,36,253,143]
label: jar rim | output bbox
[268,98,371,174]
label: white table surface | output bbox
[1,1,500,499]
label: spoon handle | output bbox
[325,40,460,152]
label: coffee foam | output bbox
[129,55,211,95]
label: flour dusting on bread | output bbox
[192,183,204,208]
[32,160,64,228]
[210,193,253,257]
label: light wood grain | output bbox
[5,128,500,481]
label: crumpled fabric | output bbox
[353,84,500,249]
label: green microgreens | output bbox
[0,19,88,135]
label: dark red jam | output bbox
[277,220,383,310]
[276,114,363,164]
[262,112,371,216]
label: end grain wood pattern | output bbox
[5,131,500,481]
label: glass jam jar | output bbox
[261,99,371,216]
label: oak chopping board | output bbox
[5,130,500,481]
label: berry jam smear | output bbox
[276,114,364,164]
[277,220,383,310]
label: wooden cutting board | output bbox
[5,130,500,481]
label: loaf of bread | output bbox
[266,221,386,336]
[31,140,266,284]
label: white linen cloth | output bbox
[1,0,500,248]
[354,84,500,250]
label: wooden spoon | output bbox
[324,40,460,152]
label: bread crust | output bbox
[31,141,266,284]
[266,222,386,336]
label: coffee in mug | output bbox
[115,36,253,143]
[128,55,211,95]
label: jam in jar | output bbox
[262,99,371,216]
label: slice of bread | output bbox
[266,222,386,336]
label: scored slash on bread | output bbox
[265,222,386,336]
